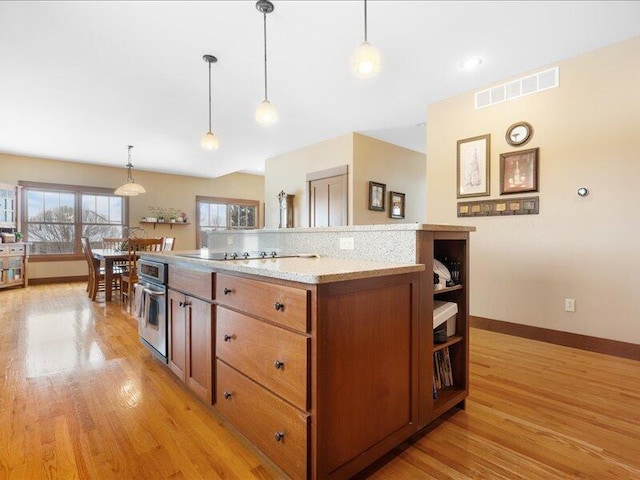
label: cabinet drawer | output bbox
[216,361,308,480]
[0,245,8,255]
[169,264,214,300]
[7,244,25,255]
[217,307,308,410]
[216,273,309,333]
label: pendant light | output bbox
[115,146,146,196]
[201,54,220,150]
[352,0,380,78]
[255,0,277,125]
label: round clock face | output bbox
[506,122,532,146]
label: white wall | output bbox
[264,134,354,229]
[264,133,426,228]
[353,133,426,224]
[426,36,640,344]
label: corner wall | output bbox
[264,134,354,229]
[426,36,640,344]
[0,153,264,279]
[353,133,426,224]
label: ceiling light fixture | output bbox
[114,145,146,196]
[461,56,484,70]
[352,0,380,78]
[201,54,220,150]
[255,0,277,126]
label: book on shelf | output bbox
[433,346,454,392]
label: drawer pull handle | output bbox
[274,432,285,442]
[223,391,232,400]
[179,301,184,307]
[223,288,232,295]
[274,301,285,311]
[224,334,233,342]
[274,360,284,369]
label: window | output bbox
[196,196,259,248]
[20,181,128,260]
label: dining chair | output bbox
[82,237,123,301]
[102,237,125,251]
[162,237,176,251]
[120,237,164,310]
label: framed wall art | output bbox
[389,191,405,219]
[500,147,539,195]
[457,134,490,198]
[368,181,385,211]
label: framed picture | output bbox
[457,134,490,198]
[368,181,386,211]
[389,191,405,219]
[499,147,539,195]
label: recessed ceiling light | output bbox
[460,56,483,70]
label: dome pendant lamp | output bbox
[352,0,380,78]
[255,0,277,126]
[115,145,146,196]
[201,54,220,150]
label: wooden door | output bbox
[167,289,187,381]
[309,174,347,227]
[186,296,214,404]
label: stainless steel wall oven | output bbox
[136,258,168,362]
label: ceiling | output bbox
[1,1,639,179]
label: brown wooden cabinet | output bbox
[168,265,215,404]
[416,230,470,426]
[164,226,471,479]
[214,269,420,480]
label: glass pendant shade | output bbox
[114,182,145,196]
[352,41,380,78]
[201,130,220,150]
[255,99,277,125]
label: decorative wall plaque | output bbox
[457,196,539,217]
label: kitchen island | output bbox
[139,223,474,480]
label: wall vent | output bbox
[475,66,559,109]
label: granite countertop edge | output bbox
[140,252,425,285]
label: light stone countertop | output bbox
[141,251,424,285]
[206,223,476,234]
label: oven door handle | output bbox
[143,288,165,297]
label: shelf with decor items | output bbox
[417,230,470,426]
[139,221,191,230]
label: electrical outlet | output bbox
[339,237,354,250]
[565,298,575,312]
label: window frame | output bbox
[196,195,260,248]
[19,181,129,262]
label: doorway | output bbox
[307,166,348,227]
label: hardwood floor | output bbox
[1,283,639,479]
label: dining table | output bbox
[91,248,130,302]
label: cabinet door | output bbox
[187,296,213,404]
[168,289,187,381]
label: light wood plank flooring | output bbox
[1,283,639,479]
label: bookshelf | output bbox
[417,230,470,427]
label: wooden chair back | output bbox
[81,237,100,274]
[102,237,126,251]
[162,237,176,251]
[123,237,164,279]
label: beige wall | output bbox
[0,153,264,279]
[353,133,426,224]
[264,134,354,229]
[426,36,640,344]
[264,133,426,228]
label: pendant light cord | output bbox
[208,60,212,133]
[364,0,368,42]
[263,11,268,101]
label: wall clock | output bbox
[506,121,533,146]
